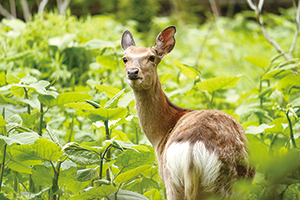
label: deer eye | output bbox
[149,55,155,62]
[122,57,128,63]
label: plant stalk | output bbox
[0,143,7,192]
[39,103,44,136]
[286,110,297,148]
[104,120,111,181]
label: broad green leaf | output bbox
[6,72,19,84]
[262,63,298,80]
[245,124,275,135]
[175,60,200,79]
[20,187,50,199]
[196,76,241,93]
[244,55,271,69]
[111,130,131,142]
[117,91,134,108]
[88,107,127,122]
[31,165,53,187]
[63,143,100,166]
[39,92,91,107]
[115,148,155,171]
[10,138,63,162]
[59,167,89,194]
[76,168,96,182]
[290,97,300,107]
[96,55,118,70]
[0,115,5,127]
[115,165,151,184]
[64,102,96,110]
[6,150,40,174]
[105,89,125,108]
[143,189,161,200]
[70,185,116,200]
[46,125,62,147]
[85,39,116,49]
[276,73,300,101]
[95,85,121,98]
[0,132,39,145]
[108,190,149,200]
[48,33,76,51]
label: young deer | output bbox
[121,26,255,200]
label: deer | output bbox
[121,26,255,200]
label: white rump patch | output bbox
[166,141,221,199]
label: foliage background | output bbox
[0,0,300,199]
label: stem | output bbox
[104,120,111,181]
[286,110,297,148]
[99,144,113,180]
[68,117,74,142]
[0,143,7,192]
[23,87,31,115]
[39,103,44,136]
[50,161,62,200]
[13,171,19,196]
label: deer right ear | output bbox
[121,30,136,51]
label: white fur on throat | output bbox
[166,141,221,199]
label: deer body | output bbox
[121,26,255,200]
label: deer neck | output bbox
[132,75,185,149]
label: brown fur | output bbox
[121,26,255,200]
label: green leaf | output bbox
[95,85,121,98]
[48,33,76,51]
[143,189,161,200]
[0,132,39,145]
[46,125,62,147]
[59,167,90,194]
[31,165,53,187]
[108,190,149,200]
[197,75,242,93]
[245,124,275,135]
[0,71,6,85]
[117,91,134,108]
[70,185,116,200]
[85,39,116,50]
[175,60,200,79]
[10,138,63,162]
[88,107,127,122]
[65,102,96,110]
[276,73,300,101]
[0,115,6,127]
[6,72,19,84]
[244,55,271,69]
[20,187,50,199]
[115,165,151,184]
[76,168,96,182]
[63,143,100,166]
[105,89,125,108]
[39,92,91,107]
[115,148,155,171]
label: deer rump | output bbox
[121,26,255,200]
[160,109,254,200]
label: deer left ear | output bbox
[121,30,136,51]
[153,26,176,57]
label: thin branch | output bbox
[288,0,300,57]
[38,0,49,14]
[246,0,291,60]
[56,0,70,15]
[0,4,15,19]
[9,0,16,17]
[20,0,31,22]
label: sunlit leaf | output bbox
[108,190,149,200]
[70,185,116,200]
[245,124,275,135]
[0,132,39,145]
[244,55,271,69]
[105,89,125,108]
[197,75,241,93]
[39,92,91,107]
[31,165,53,187]
[10,138,63,162]
[88,107,127,122]
[174,60,200,79]
[115,165,151,184]
[95,85,121,98]
[76,168,96,182]
[143,189,161,200]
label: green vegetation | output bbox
[0,7,300,200]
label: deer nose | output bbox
[127,68,139,80]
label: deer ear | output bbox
[153,26,176,57]
[121,30,136,51]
